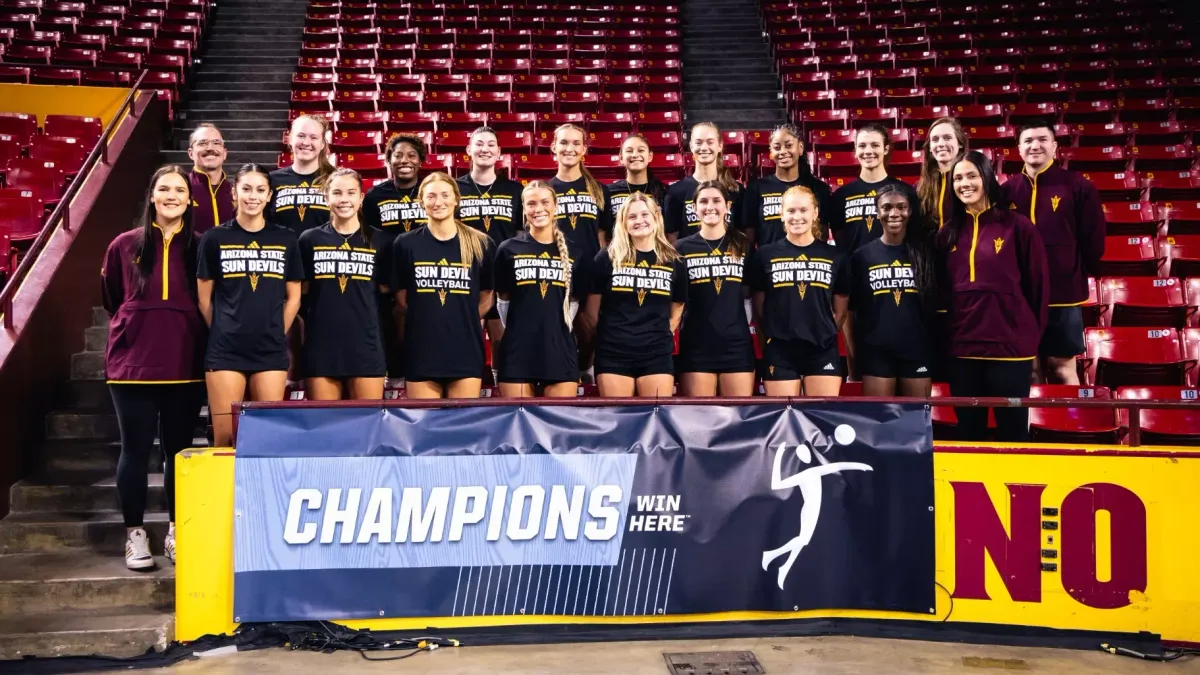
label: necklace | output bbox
[466,173,494,199]
[702,232,726,256]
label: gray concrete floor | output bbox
[170,636,1200,673]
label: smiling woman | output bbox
[268,115,333,235]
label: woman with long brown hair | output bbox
[102,165,206,570]
[388,172,495,399]
[609,133,668,219]
[492,180,585,397]
[664,121,741,240]
[584,192,687,397]
[916,116,968,231]
[549,123,611,263]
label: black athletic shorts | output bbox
[856,345,931,379]
[675,342,756,375]
[1039,306,1086,358]
[595,352,675,379]
[760,339,842,380]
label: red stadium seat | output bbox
[1083,327,1191,387]
[557,91,599,114]
[649,153,686,181]
[1062,100,1116,125]
[1101,276,1190,328]
[642,131,681,153]
[513,153,558,181]
[1116,386,1200,445]
[330,129,384,153]
[468,91,511,114]
[1096,235,1162,277]
[424,74,469,93]
[1061,146,1129,173]
[0,113,37,146]
[28,135,87,170]
[586,112,632,133]
[1028,384,1120,444]
[954,104,1005,126]
[1084,276,1106,328]
[587,131,625,154]
[378,91,422,112]
[437,112,488,131]
[1072,123,1131,148]
[1130,145,1196,173]
[334,111,388,132]
[386,111,438,132]
[1130,121,1190,147]
[899,105,949,129]
[30,67,82,86]
[488,112,538,132]
[815,151,860,178]
[291,89,333,113]
[788,90,837,113]
[1144,172,1200,203]
[0,190,43,241]
[337,152,387,179]
[0,66,30,84]
[965,125,1016,149]
[1080,171,1143,202]
[796,109,849,132]
[1102,202,1162,237]
[1160,204,1200,236]
[1162,235,1200,279]
[5,158,65,205]
[635,111,681,133]
[809,128,855,150]
[333,90,379,112]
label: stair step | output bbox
[69,350,104,381]
[186,99,293,112]
[0,553,173,615]
[38,435,207,476]
[202,55,298,65]
[10,474,165,514]
[189,89,293,103]
[194,72,294,85]
[177,111,291,126]
[61,379,113,412]
[0,512,169,555]
[92,306,109,327]
[0,607,173,659]
[84,325,107,352]
[46,410,117,442]
[687,90,783,102]
[171,131,283,150]
[161,150,281,167]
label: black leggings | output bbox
[949,357,1033,442]
[110,383,205,527]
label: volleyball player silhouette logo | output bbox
[761,426,873,590]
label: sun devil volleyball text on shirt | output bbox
[458,194,514,233]
[770,254,833,290]
[684,251,743,291]
[312,245,375,280]
[219,242,288,278]
[273,184,327,218]
[379,198,426,232]
[556,190,599,230]
[612,259,673,303]
[868,260,917,303]
[842,191,880,228]
[414,258,472,304]
[513,252,568,290]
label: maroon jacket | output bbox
[918,170,958,231]
[940,208,1049,359]
[188,168,234,234]
[1001,162,1105,306]
[100,226,206,382]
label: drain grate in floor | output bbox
[664,651,766,675]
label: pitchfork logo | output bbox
[761,425,873,590]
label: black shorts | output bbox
[1039,306,1086,358]
[205,352,289,374]
[857,345,931,379]
[676,341,756,375]
[761,339,842,380]
[594,352,674,379]
[497,377,578,388]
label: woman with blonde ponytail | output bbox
[388,172,495,399]
[664,122,743,241]
[549,124,611,263]
[492,181,585,398]
[268,114,334,235]
[585,193,687,397]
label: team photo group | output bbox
[100,114,1103,568]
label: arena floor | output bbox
[167,636,1199,673]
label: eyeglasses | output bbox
[193,140,225,149]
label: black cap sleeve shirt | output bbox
[848,238,929,361]
[744,174,833,248]
[748,238,849,350]
[591,249,688,360]
[197,220,304,372]
[493,232,587,382]
[390,228,495,380]
[549,176,610,263]
[663,176,742,238]
[609,178,668,221]
[455,175,523,246]
[828,176,920,255]
[268,167,329,235]
[675,233,755,370]
[298,224,386,378]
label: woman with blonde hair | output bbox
[549,123,611,263]
[388,172,494,399]
[492,180,586,397]
[749,185,850,397]
[269,113,334,235]
[584,192,687,397]
[297,168,385,401]
[916,116,968,230]
[664,121,742,240]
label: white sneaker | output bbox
[125,528,155,570]
[164,527,176,565]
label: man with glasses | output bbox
[186,123,234,233]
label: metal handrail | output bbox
[238,395,1200,448]
[0,69,149,330]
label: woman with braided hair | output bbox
[492,181,586,397]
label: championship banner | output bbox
[231,404,934,622]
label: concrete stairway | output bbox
[0,308,180,658]
[682,0,788,131]
[161,0,311,168]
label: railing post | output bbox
[1128,405,1141,447]
[101,137,108,165]
[60,203,70,233]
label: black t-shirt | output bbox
[608,178,668,220]
[493,231,588,380]
[827,176,920,255]
[390,228,495,380]
[848,238,929,360]
[455,175,522,246]
[366,180,427,293]
[675,233,754,362]
[298,223,386,377]
[742,173,832,248]
[590,248,688,359]
[197,219,304,369]
[748,237,850,348]
[549,176,611,264]
[663,176,742,238]
[268,167,329,235]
